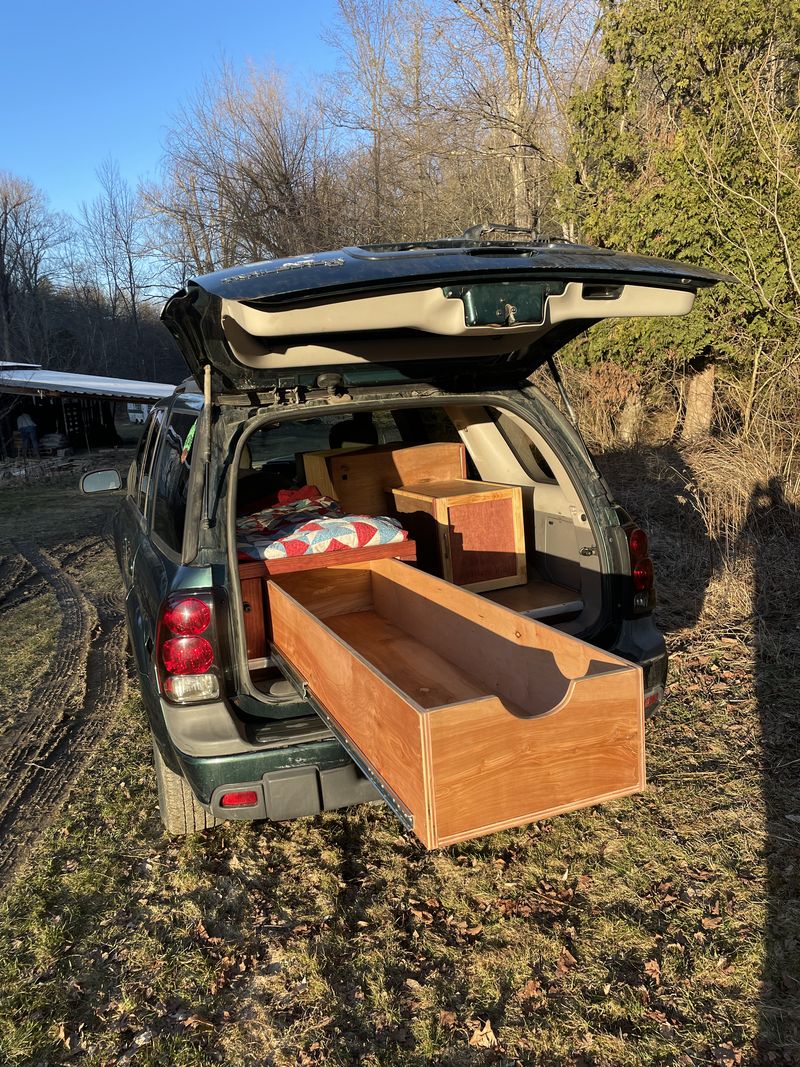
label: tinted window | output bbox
[152,412,198,553]
[135,408,165,513]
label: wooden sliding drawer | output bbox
[268,559,644,849]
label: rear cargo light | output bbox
[220,790,259,808]
[164,674,219,701]
[156,592,219,704]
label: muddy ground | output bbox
[0,460,130,888]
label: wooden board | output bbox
[268,559,645,848]
[238,538,416,580]
[241,576,266,661]
[482,577,583,619]
[303,442,467,515]
[392,479,526,592]
[302,445,370,499]
[238,540,416,661]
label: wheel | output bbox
[151,735,219,835]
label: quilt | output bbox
[236,489,407,562]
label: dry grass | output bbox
[0,440,798,1065]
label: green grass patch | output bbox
[0,591,60,732]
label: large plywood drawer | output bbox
[268,559,644,848]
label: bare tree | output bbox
[442,0,598,231]
[0,173,66,362]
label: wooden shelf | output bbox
[482,577,583,619]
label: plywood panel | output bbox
[369,559,611,683]
[392,480,526,592]
[327,609,490,710]
[267,579,434,842]
[427,672,644,845]
[483,578,583,618]
[241,576,266,660]
[448,496,519,586]
[329,442,467,515]
[268,558,644,849]
[238,538,416,580]
[302,446,369,499]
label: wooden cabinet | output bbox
[268,559,645,849]
[392,479,526,592]
[302,442,466,515]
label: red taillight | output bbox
[632,557,654,591]
[627,525,655,611]
[220,791,259,808]
[157,593,218,702]
[162,598,211,636]
[162,636,214,675]
[628,528,648,562]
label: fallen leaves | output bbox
[643,958,662,985]
[468,1019,498,1048]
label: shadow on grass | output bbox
[743,479,800,1061]
[595,445,713,635]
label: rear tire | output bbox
[151,735,219,835]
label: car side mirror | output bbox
[80,468,123,494]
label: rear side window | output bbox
[152,412,198,553]
[135,408,165,513]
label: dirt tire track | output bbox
[0,572,48,616]
[55,536,108,571]
[0,542,128,887]
[0,553,35,604]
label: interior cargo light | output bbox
[220,791,259,808]
[162,636,214,675]
[164,674,219,702]
[162,597,211,636]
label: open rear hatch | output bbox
[161,239,727,393]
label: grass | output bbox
[0,439,797,1065]
[0,591,60,736]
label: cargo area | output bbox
[226,399,644,844]
[234,401,603,682]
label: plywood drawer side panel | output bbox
[267,579,436,844]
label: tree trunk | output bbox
[618,391,644,444]
[681,363,716,441]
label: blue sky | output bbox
[2,0,339,218]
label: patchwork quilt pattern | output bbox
[237,493,407,561]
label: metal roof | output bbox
[0,366,176,402]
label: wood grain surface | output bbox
[267,558,645,848]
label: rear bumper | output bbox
[175,736,378,813]
[607,615,668,701]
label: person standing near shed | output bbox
[17,410,39,457]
